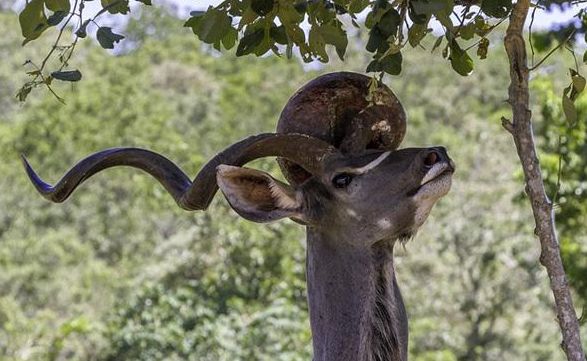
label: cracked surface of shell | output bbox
[276,72,407,185]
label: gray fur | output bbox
[216,146,453,361]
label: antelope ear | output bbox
[216,165,305,223]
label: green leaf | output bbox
[449,40,474,76]
[366,28,385,53]
[278,2,304,25]
[481,0,512,18]
[239,7,258,30]
[221,27,238,50]
[477,37,489,59]
[293,1,307,14]
[287,25,306,45]
[47,11,68,26]
[16,85,32,102]
[184,14,203,32]
[319,22,348,60]
[136,0,152,4]
[348,0,369,14]
[411,0,450,16]
[51,70,82,82]
[562,94,577,124]
[411,0,454,30]
[367,51,403,75]
[408,2,428,24]
[45,0,70,12]
[531,32,552,53]
[253,29,273,56]
[46,0,70,25]
[474,15,492,36]
[236,28,264,56]
[583,50,587,64]
[459,22,475,40]
[431,35,443,53]
[377,9,401,37]
[365,6,388,29]
[309,27,328,62]
[100,0,130,14]
[569,68,578,77]
[270,25,288,45]
[96,27,125,49]
[435,12,454,33]
[251,0,274,16]
[408,24,428,47]
[195,8,233,44]
[19,0,49,45]
[572,74,586,94]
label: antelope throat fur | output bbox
[368,242,402,361]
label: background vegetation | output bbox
[1,5,586,360]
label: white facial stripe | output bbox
[420,163,449,185]
[350,151,391,174]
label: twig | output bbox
[501,116,514,134]
[452,6,469,38]
[566,45,579,73]
[463,17,507,52]
[27,61,65,103]
[529,30,576,71]
[57,0,85,71]
[39,0,80,71]
[528,0,539,66]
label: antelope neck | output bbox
[305,228,408,361]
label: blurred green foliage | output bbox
[532,77,587,307]
[1,6,586,361]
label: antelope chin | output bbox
[416,170,453,200]
[409,161,454,201]
[409,163,454,230]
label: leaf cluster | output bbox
[15,0,587,102]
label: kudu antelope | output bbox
[23,72,454,361]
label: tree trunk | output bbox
[503,1,586,360]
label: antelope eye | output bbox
[332,173,353,188]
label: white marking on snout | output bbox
[420,163,449,185]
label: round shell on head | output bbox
[276,72,407,185]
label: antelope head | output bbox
[215,145,452,242]
[23,72,454,361]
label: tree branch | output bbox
[529,30,575,71]
[504,1,586,360]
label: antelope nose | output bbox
[424,147,454,170]
[423,150,441,167]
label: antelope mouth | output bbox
[407,162,455,197]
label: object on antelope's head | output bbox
[23,71,454,361]
[22,72,453,242]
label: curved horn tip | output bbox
[21,155,59,202]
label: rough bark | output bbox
[503,1,586,360]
